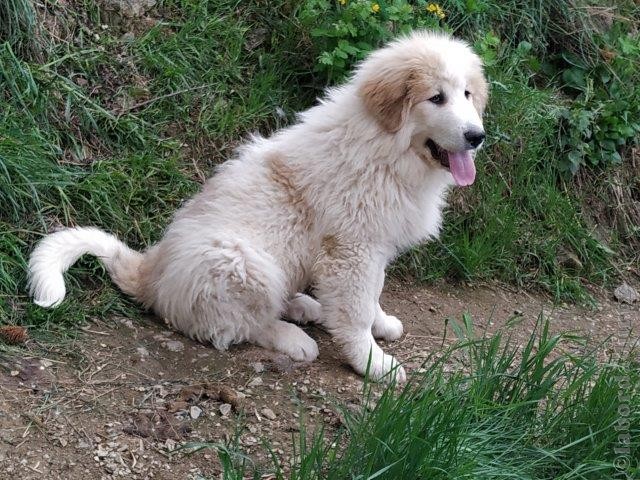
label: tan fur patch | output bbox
[468,70,489,115]
[321,234,339,257]
[360,68,412,133]
[136,248,159,308]
[267,153,314,229]
[360,61,444,133]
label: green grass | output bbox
[0,0,41,58]
[0,0,312,330]
[188,316,640,479]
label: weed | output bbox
[0,0,41,57]
[557,27,640,173]
[300,0,445,81]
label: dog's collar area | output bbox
[425,139,449,169]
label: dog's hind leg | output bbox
[154,236,318,363]
[285,293,322,325]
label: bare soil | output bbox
[0,281,637,479]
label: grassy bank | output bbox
[1,0,638,329]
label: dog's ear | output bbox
[359,68,412,133]
[468,68,489,116]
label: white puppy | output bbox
[29,31,488,381]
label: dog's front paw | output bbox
[256,321,319,362]
[369,352,406,382]
[277,322,320,362]
[372,311,404,342]
[349,340,406,382]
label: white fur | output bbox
[28,31,487,382]
[28,227,141,307]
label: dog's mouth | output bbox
[425,139,476,187]
[426,139,448,168]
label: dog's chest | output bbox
[394,194,445,249]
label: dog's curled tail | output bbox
[28,227,143,308]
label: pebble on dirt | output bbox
[614,283,639,304]
[261,407,277,420]
[190,405,202,420]
[219,403,232,417]
[164,340,185,352]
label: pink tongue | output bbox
[448,151,476,186]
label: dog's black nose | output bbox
[464,130,486,148]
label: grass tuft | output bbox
[0,0,41,57]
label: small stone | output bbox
[261,408,276,420]
[120,31,135,43]
[190,406,202,420]
[164,340,184,352]
[247,377,263,388]
[9,370,19,377]
[243,435,258,445]
[120,318,135,329]
[77,439,91,450]
[219,403,232,417]
[40,359,53,368]
[136,346,150,359]
[614,283,639,304]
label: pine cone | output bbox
[0,326,29,345]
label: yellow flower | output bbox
[371,3,380,13]
[426,2,445,19]
[339,0,347,5]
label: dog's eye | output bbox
[464,90,471,99]
[429,94,444,105]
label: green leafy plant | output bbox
[299,0,447,81]
[557,29,640,173]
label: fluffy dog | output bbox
[29,31,488,381]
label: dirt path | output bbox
[0,281,637,479]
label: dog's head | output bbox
[357,31,488,187]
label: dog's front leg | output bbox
[312,240,406,382]
[372,265,404,341]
